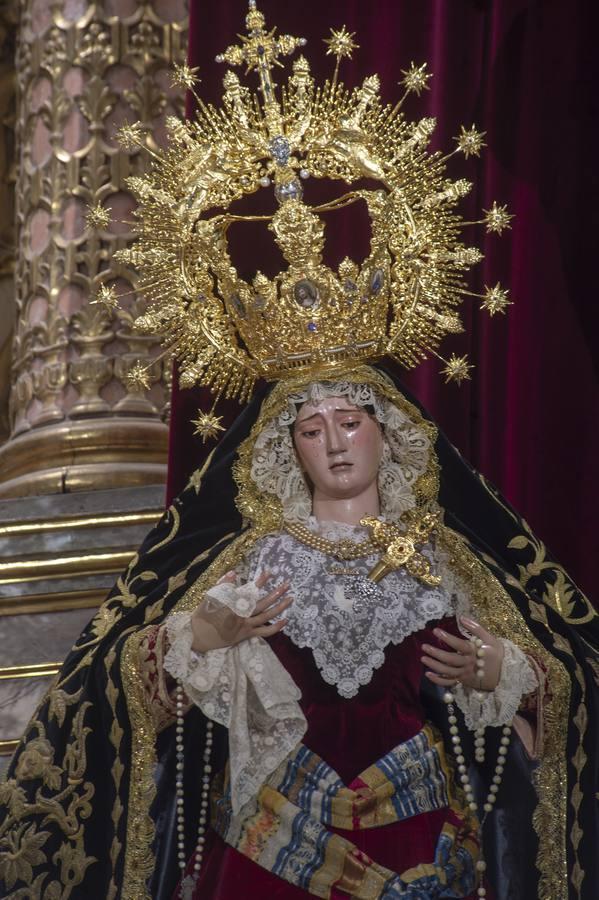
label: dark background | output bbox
[167,0,599,602]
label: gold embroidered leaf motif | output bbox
[48,687,84,728]
[105,676,118,708]
[111,759,125,788]
[63,703,93,783]
[144,598,166,623]
[168,570,188,593]
[0,780,27,819]
[53,837,96,889]
[545,572,577,620]
[14,738,62,790]
[43,880,63,900]
[527,599,549,627]
[0,822,51,890]
[113,573,138,608]
[136,570,158,582]
[89,604,121,639]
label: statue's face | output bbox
[293,396,383,501]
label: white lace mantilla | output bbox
[241,518,460,699]
[163,586,307,814]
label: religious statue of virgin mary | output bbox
[1,5,598,900]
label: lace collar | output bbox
[244,526,464,698]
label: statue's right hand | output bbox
[190,571,292,653]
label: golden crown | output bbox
[89,2,512,439]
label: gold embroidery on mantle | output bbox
[120,529,257,899]
[553,633,587,894]
[441,525,571,900]
[0,707,97,896]
[105,644,126,900]
[507,522,596,625]
[147,505,181,556]
[121,629,157,900]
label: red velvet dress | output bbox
[183,616,482,899]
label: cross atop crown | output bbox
[216,1,306,111]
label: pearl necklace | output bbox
[284,520,377,560]
[175,682,213,900]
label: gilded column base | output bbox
[0,418,168,498]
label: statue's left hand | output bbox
[421,617,505,691]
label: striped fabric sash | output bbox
[212,725,480,899]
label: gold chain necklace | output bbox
[284,520,377,560]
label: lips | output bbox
[329,461,353,470]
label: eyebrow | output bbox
[295,407,363,425]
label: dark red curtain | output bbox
[167,0,599,601]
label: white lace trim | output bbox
[163,584,307,814]
[250,381,431,522]
[453,639,538,730]
[241,519,463,699]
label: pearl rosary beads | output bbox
[444,681,512,898]
[473,636,486,764]
[175,682,213,900]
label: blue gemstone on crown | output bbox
[371,268,384,294]
[307,322,317,332]
[269,135,291,166]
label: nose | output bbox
[324,419,346,455]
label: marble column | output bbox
[0,0,189,771]
[0,0,188,498]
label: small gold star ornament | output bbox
[126,362,151,391]
[400,62,432,96]
[455,125,486,159]
[483,202,513,234]
[481,283,511,315]
[191,411,225,442]
[324,26,359,60]
[86,204,111,230]
[91,284,118,309]
[170,62,200,90]
[116,120,145,150]
[441,353,473,385]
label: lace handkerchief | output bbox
[164,579,307,813]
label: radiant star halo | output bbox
[96,1,514,420]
